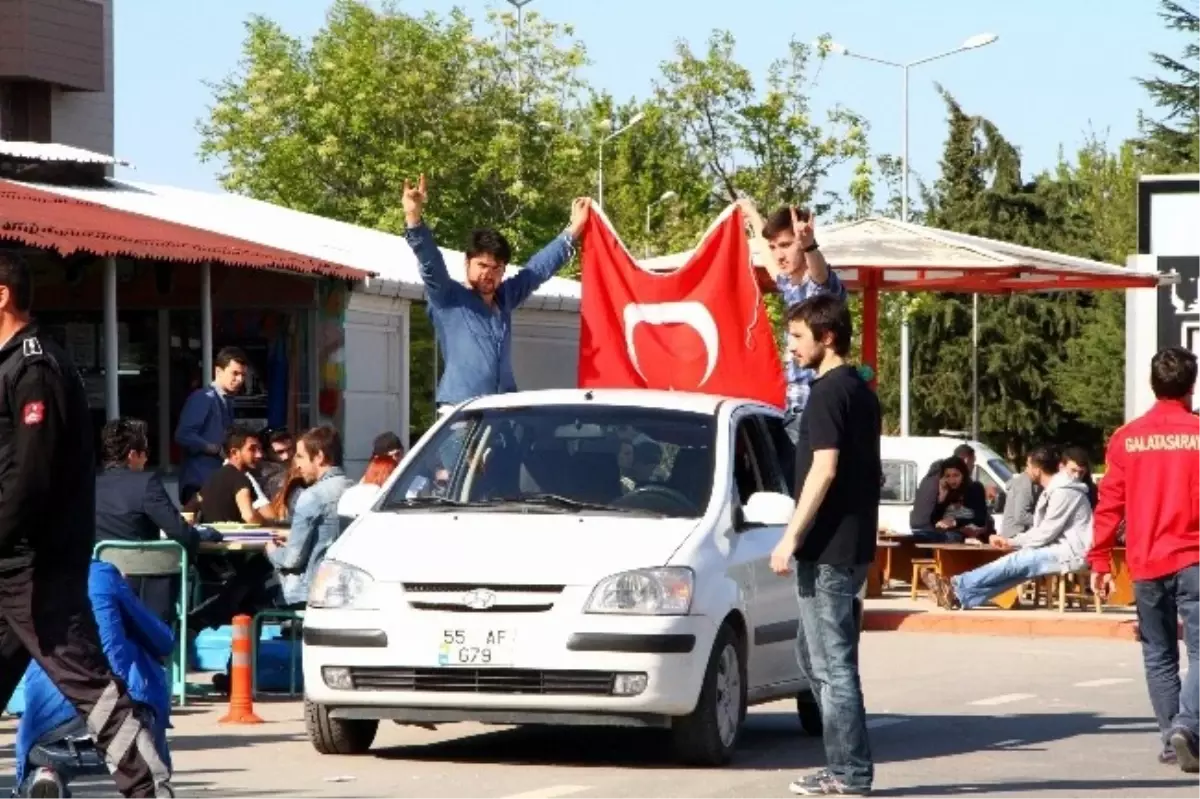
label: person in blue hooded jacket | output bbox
[14,561,174,794]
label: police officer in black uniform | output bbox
[0,253,173,797]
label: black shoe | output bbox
[1169,728,1199,773]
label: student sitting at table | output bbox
[923,445,1094,610]
[198,426,271,525]
[265,426,354,607]
[909,456,989,541]
[267,462,308,524]
[94,417,220,624]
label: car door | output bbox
[723,410,779,692]
[746,412,806,687]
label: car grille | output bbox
[346,667,616,696]
[401,583,565,613]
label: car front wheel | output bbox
[670,623,747,766]
[305,700,378,755]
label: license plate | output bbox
[437,628,515,667]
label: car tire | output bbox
[670,624,747,766]
[796,688,823,736]
[305,700,378,755]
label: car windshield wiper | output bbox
[477,494,667,517]
[382,495,468,512]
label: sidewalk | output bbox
[864,593,1146,640]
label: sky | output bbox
[114,0,1185,205]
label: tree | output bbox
[1045,138,1143,442]
[911,89,1097,457]
[654,31,869,212]
[200,0,594,254]
[199,0,599,436]
[1135,0,1200,170]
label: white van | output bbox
[878,435,1014,533]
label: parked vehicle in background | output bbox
[878,435,1013,533]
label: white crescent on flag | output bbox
[622,301,720,387]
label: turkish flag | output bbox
[578,205,785,408]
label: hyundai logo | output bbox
[462,588,497,610]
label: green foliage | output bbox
[1135,0,1200,171]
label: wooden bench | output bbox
[915,542,1023,609]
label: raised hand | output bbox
[403,174,428,225]
[786,205,816,263]
[567,197,592,239]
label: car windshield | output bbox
[380,405,717,519]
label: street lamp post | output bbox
[597,112,645,211]
[644,190,678,257]
[826,33,998,438]
[506,0,535,93]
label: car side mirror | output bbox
[740,491,795,529]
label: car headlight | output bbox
[584,567,694,615]
[308,560,375,610]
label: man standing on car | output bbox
[402,174,591,415]
[770,293,880,797]
[738,200,846,443]
[1089,346,1199,773]
[0,253,173,797]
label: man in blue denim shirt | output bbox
[402,174,592,414]
[265,426,353,607]
[739,200,846,443]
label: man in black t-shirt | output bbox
[198,427,267,525]
[769,293,879,797]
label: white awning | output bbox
[642,215,1171,293]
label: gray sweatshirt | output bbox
[1001,472,1041,538]
[1010,471,1094,571]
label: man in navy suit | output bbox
[174,347,248,504]
[95,418,211,623]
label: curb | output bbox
[863,609,1143,641]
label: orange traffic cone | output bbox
[219,614,264,724]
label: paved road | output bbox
[3,633,1196,797]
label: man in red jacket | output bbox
[1090,346,1199,773]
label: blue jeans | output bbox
[794,561,872,790]
[952,546,1060,609]
[1134,564,1199,747]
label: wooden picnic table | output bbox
[867,540,898,598]
[915,542,1022,609]
[877,532,919,588]
[1108,547,1134,607]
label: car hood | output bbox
[329,511,700,585]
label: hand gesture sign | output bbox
[785,206,815,268]
[567,197,592,240]
[403,174,427,225]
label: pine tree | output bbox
[1135,0,1200,170]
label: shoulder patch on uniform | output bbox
[22,401,44,425]
[22,337,42,357]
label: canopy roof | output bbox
[642,215,1171,293]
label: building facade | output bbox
[0,0,114,155]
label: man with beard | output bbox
[402,174,591,415]
[769,294,880,797]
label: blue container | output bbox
[189,623,288,672]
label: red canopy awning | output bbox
[0,180,368,280]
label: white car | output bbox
[303,389,858,765]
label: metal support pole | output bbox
[597,142,605,211]
[899,65,912,437]
[971,292,980,440]
[157,307,170,468]
[200,260,213,384]
[103,256,119,420]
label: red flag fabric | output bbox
[578,205,786,408]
